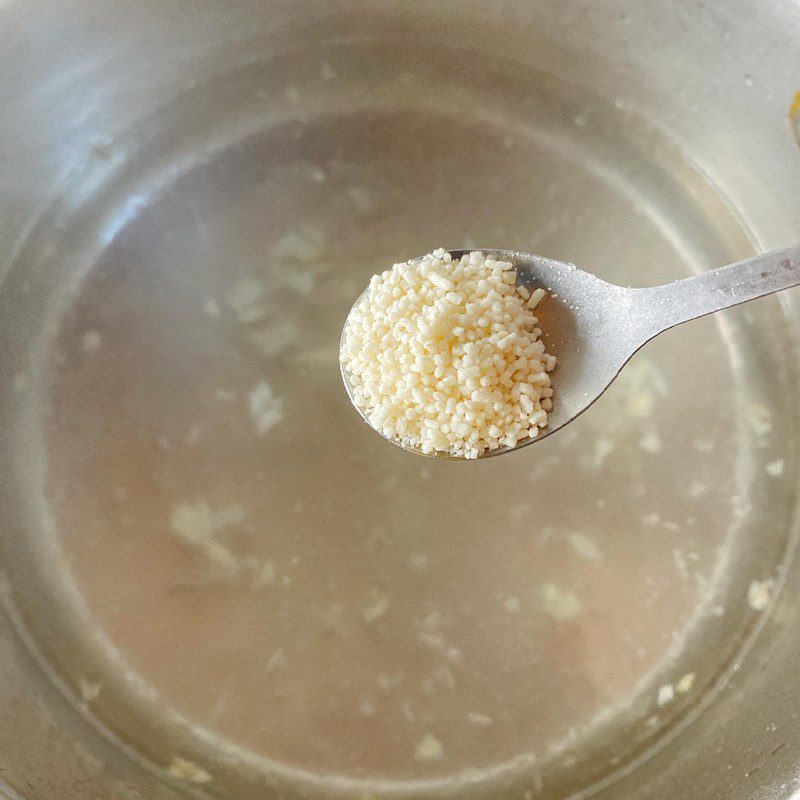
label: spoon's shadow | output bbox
[515,260,583,436]
[512,253,644,443]
[515,261,580,433]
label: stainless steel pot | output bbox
[1,2,799,799]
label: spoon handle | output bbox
[635,243,800,338]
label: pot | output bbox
[0,2,799,799]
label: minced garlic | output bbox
[340,249,555,458]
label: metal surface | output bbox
[0,2,798,800]
[342,245,800,458]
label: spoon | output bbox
[341,244,800,459]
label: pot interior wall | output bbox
[0,4,799,800]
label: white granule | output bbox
[414,732,444,761]
[542,582,583,621]
[202,298,221,317]
[250,561,276,590]
[676,672,695,693]
[82,331,102,353]
[656,684,674,707]
[747,578,774,611]
[248,321,299,357]
[226,277,268,323]
[359,699,376,716]
[639,431,662,454]
[584,437,615,470]
[169,500,245,577]
[689,481,708,498]
[747,402,773,437]
[766,459,785,477]
[340,249,556,458]
[168,756,212,784]
[568,532,602,562]
[78,676,102,702]
[362,588,392,622]
[266,648,287,671]
[503,596,521,612]
[249,380,284,435]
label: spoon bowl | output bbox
[341,245,800,459]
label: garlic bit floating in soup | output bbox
[339,249,556,459]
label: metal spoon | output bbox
[341,244,800,459]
